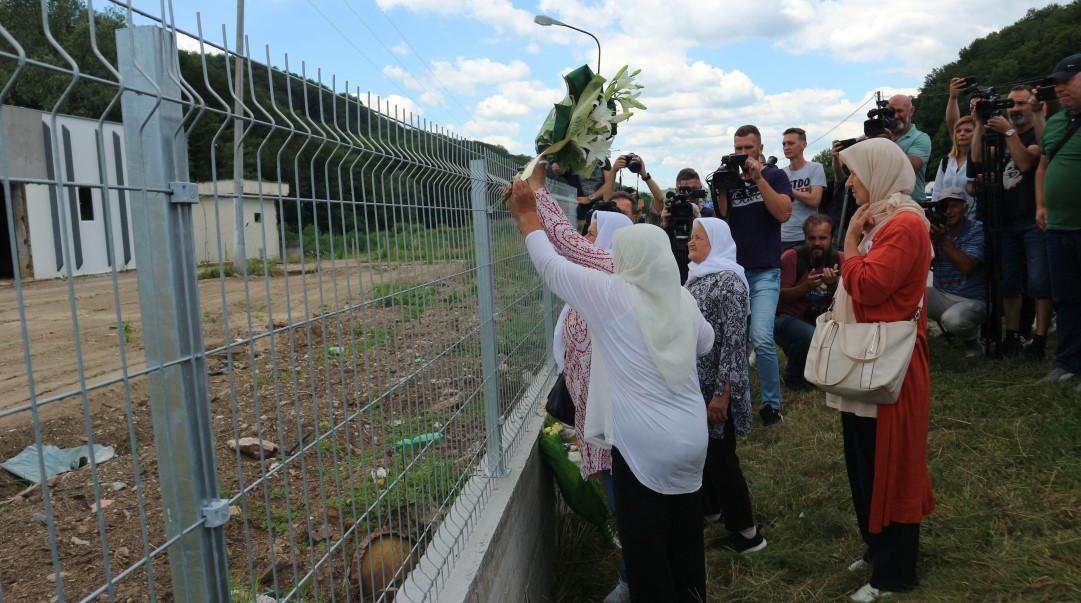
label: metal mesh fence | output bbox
[0,2,577,601]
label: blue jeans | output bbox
[1046,230,1081,373]
[775,313,815,384]
[1000,220,1051,298]
[747,269,782,412]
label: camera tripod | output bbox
[975,132,1007,358]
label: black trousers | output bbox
[700,414,755,533]
[611,448,706,603]
[841,412,921,592]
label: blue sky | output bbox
[158,0,1058,185]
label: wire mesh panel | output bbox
[0,2,572,601]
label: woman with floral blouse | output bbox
[685,217,766,554]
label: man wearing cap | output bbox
[928,191,987,357]
[1035,53,1081,386]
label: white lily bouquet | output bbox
[519,64,645,181]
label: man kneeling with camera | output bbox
[927,189,987,357]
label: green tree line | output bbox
[915,1,1081,179]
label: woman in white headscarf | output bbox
[684,217,765,554]
[511,175,714,603]
[834,138,934,603]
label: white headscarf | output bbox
[685,217,747,290]
[594,211,634,251]
[552,211,633,370]
[839,137,928,252]
[612,224,703,392]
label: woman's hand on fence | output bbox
[509,179,543,235]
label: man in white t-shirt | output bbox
[781,128,827,250]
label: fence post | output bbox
[470,158,506,477]
[116,26,230,602]
[542,287,555,370]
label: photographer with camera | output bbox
[927,190,987,358]
[775,215,843,389]
[714,125,794,427]
[1035,53,1081,386]
[886,95,933,202]
[969,84,1052,359]
[612,153,667,223]
[781,128,827,250]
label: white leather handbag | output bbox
[804,286,922,404]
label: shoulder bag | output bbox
[546,372,575,425]
[804,284,922,404]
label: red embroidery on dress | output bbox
[537,187,614,477]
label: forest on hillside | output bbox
[915,1,1081,176]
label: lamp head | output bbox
[534,14,564,26]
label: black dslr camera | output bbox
[621,153,644,174]
[919,200,947,229]
[863,91,898,138]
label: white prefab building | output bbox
[1,105,135,280]
[192,180,285,266]
[0,105,287,280]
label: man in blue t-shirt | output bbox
[888,95,933,201]
[716,124,793,427]
[928,191,986,357]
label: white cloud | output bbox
[384,57,531,101]
[175,33,223,55]
[390,41,410,56]
[370,94,424,119]
[376,0,1057,183]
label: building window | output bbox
[78,187,94,221]
[253,212,261,223]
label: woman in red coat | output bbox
[833,138,936,602]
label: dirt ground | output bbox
[0,257,546,602]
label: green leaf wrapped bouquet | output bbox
[520,64,645,180]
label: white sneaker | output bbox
[1036,367,1075,384]
[850,583,893,602]
[603,579,630,603]
[847,558,870,572]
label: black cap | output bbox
[1049,53,1081,81]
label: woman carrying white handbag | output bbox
[830,138,936,602]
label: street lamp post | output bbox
[534,14,601,75]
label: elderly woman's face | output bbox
[587,219,599,243]
[687,222,711,264]
[844,167,871,206]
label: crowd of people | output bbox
[506,52,1080,603]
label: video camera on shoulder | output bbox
[664,186,706,241]
[705,153,748,196]
[962,79,1015,122]
[863,91,898,138]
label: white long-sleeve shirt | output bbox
[526,231,714,495]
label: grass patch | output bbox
[198,258,284,279]
[551,332,1081,602]
[371,281,439,320]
